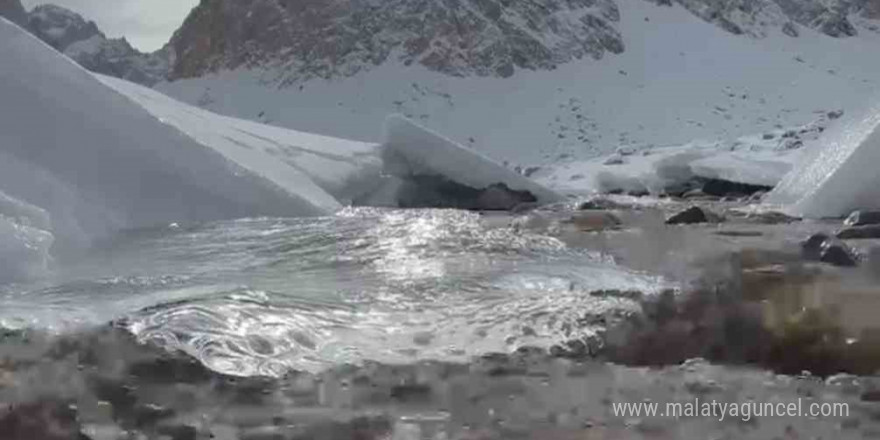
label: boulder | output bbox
[820,241,858,267]
[801,233,830,261]
[666,206,723,225]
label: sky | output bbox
[21,0,199,52]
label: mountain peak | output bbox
[168,0,626,83]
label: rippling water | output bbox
[0,208,667,377]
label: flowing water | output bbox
[0,207,666,377]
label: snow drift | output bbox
[766,103,880,218]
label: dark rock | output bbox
[844,210,880,227]
[802,233,830,261]
[397,175,537,211]
[762,133,776,140]
[389,383,432,402]
[666,206,722,225]
[701,178,772,198]
[820,241,858,267]
[782,22,799,37]
[837,225,880,240]
[827,110,845,120]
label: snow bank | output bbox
[766,104,880,218]
[0,18,339,256]
[381,115,563,207]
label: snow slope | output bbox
[156,0,880,167]
[766,101,880,218]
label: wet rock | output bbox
[799,233,856,267]
[701,178,771,198]
[802,233,831,261]
[398,176,537,211]
[563,211,622,231]
[837,225,880,239]
[844,210,880,227]
[665,206,722,225]
[820,240,858,267]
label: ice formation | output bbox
[766,103,880,218]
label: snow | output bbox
[536,131,806,196]
[0,18,339,260]
[155,0,880,169]
[382,115,563,205]
[765,102,880,218]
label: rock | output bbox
[564,211,622,231]
[820,240,858,267]
[801,233,830,261]
[837,225,880,239]
[844,210,880,227]
[782,21,799,37]
[827,110,845,120]
[477,183,539,211]
[666,206,722,225]
[701,178,772,198]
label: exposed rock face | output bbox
[169,0,625,83]
[0,0,26,26]
[27,5,170,86]
[650,0,869,38]
[865,0,880,18]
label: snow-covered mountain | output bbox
[0,1,169,85]
[156,0,880,166]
